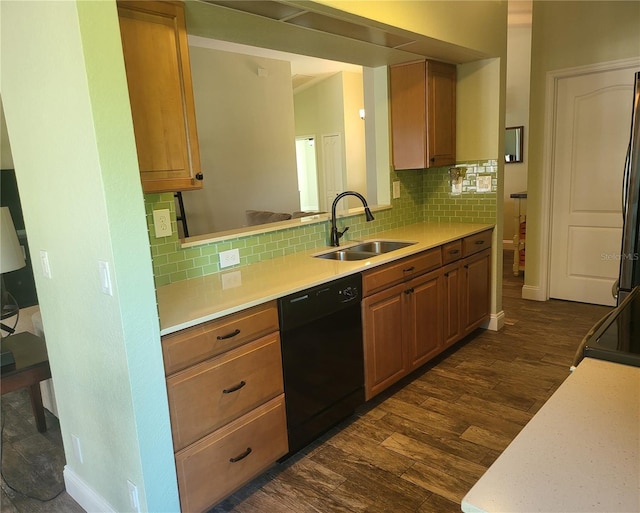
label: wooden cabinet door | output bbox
[390,60,456,170]
[117,0,203,193]
[405,269,442,371]
[425,60,456,167]
[390,61,427,171]
[442,261,463,348]
[362,283,408,400]
[461,249,491,335]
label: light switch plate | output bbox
[98,260,113,296]
[392,181,401,199]
[152,209,172,238]
[40,250,52,279]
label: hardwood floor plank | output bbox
[377,397,470,436]
[374,413,491,465]
[417,491,461,513]
[460,425,515,452]
[310,445,431,512]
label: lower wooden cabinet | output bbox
[362,230,492,399]
[406,269,443,371]
[174,395,288,513]
[461,248,491,336]
[161,301,287,512]
[362,282,409,400]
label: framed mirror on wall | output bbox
[505,126,524,163]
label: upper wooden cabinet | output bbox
[117,0,203,193]
[389,60,456,170]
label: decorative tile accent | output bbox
[145,161,498,286]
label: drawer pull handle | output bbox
[229,447,252,463]
[217,328,241,340]
[448,249,460,254]
[403,266,415,273]
[475,240,485,245]
[223,381,246,394]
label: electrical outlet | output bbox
[219,248,240,269]
[72,434,83,464]
[127,480,141,513]
[152,209,172,238]
[392,181,401,199]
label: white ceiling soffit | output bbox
[186,0,487,66]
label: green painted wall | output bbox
[1,1,178,511]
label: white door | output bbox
[295,137,319,212]
[322,134,344,212]
[549,66,636,306]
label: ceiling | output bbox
[185,0,488,70]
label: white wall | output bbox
[294,71,367,211]
[182,46,300,234]
[504,10,532,245]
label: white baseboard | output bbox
[64,466,115,513]
[521,285,547,301]
[482,310,505,331]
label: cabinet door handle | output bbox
[229,447,252,463]
[404,288,414,294]
[222,380,246,394]
[217,328,241,340]
[195,172,204,180]
[403,266,415,273]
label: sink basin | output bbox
[347,240,415,254]
[315,250,378,261]
[314,239,416,261]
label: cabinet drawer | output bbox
[161,301,278,375]
[442,240,462,264]
[362,248,442,296]
[175,395,288,513]
[167,333,284,452]
[462,230,492,257]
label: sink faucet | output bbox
[330,191,375,246]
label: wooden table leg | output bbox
[29,383,47,433]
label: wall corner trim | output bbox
[64,466,117,513]
[521,284,546,301]
[483,310,505,331]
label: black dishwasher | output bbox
[278,273,364,455]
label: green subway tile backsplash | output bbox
[145,160,498,287]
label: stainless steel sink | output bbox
[347,240,415,254]
[314,240,416,261]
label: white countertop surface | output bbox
[461,357,640,513]
[156,222,493,335]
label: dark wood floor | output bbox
[0,251,612,513]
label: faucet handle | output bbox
[338,226,349,239]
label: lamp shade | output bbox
[0,206,26,274]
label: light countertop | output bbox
[461,357,640,513]
[156,222,493,335]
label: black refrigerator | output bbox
[617,71,640,304]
